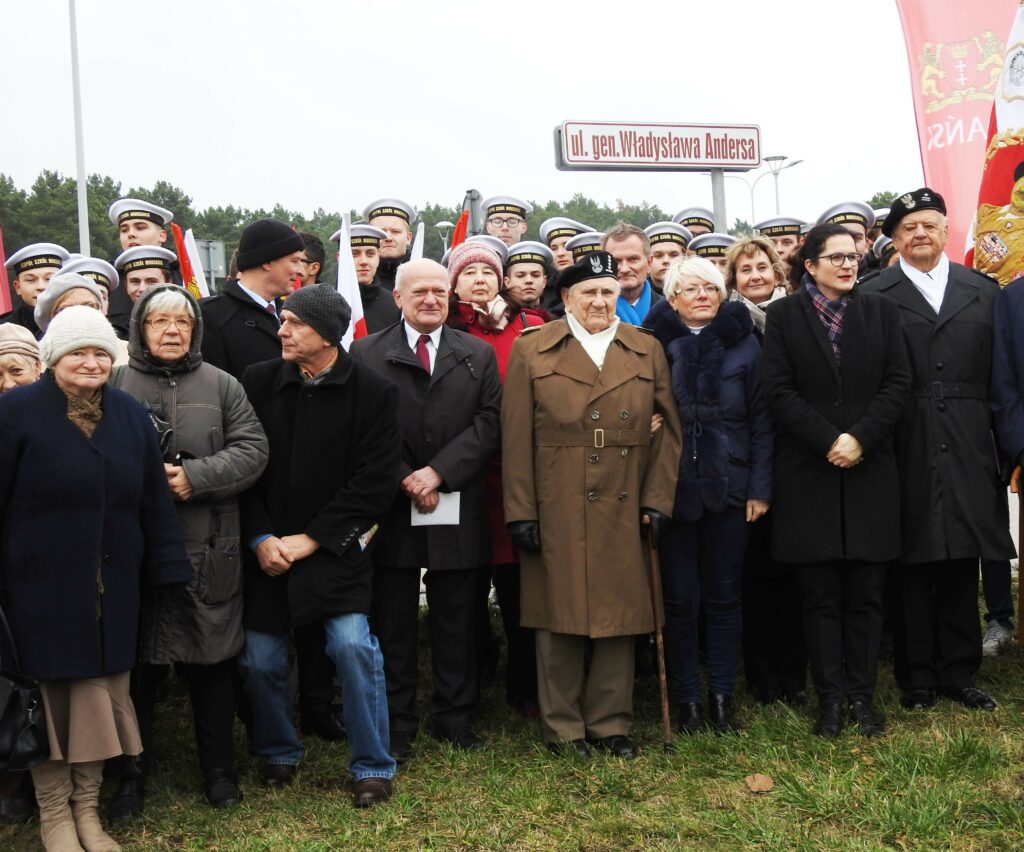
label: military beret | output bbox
[558,251,618,290]
[882,188,946,237]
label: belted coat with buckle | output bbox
[501,319,682,638]
[861,260,1015,564]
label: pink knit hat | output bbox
[447,241,503,290]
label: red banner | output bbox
[895,0,1018,255]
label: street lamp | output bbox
[726,170,778,224]
[763,155,803,215]
[435,221,455,253]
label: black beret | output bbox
[882,188,947,237]
[558,251,618,290]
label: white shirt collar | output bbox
[403,322,443,372]
[899,253,949,314]
[236,281,274,312]
[565,313,620,369]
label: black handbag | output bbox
[0,605,49,771]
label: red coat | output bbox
[451,302,545,562]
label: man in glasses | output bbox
[861,187,1013,714]
[298,233,325,286]
[483,196,532,247]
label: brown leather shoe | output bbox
[352,777,393,809]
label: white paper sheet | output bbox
[410,491,461,526]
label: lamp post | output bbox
[763,155,803,214]
[435,221,455,253]
[726,170,778,224]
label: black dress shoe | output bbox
[390,731,415,764]
[900,688,936,710]
[677,702,706,735]
[204,769,242,808]
[814,701,844,738]
[258,763,297,788]
[784,689,813,709]
[353,777,393,808]
[437,728,485,751]
[943,686,997,710]
[546,739,592,760]
[589,735,636,758]
[107,755,146,822]
[300,705,347,741]
[848,700,885,737]
[708,693,741,734]
[0,794,35,824]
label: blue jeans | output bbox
[659,507,749,703]
[239,615,395,781]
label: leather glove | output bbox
[508,521,541,554]
[642,508,671,548]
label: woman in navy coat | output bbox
[644,256,772,735]
[0,307,189,851]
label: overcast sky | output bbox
[0,0,924,227]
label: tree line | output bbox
[0,171,897,287]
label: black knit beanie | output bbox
[236,218,305,270]
[283,284,352,344]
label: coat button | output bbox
[936,361,944,371]
[621,448,629,457]
[940,443,949,452]
[618,492,628,501]
[620,410,629,419]
[588,454,599,463]
[937,402,946,412]
[104,554,112,564]
[590,411,601,420]
[587,491,598,502]
[833,400,841,408]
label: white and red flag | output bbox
[0,225,12,315]
[170,223,211,299]
[335,214,367,349]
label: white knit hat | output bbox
[39,305,120,367]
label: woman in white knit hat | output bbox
[0,306,190,852]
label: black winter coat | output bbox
[644,300,772,521]
[240,352,401,634]
[375,251,411,292]
[199,281,282,380]
[0,303,41,338]
[861,261,1015,563]
[761,286,911,564]
[349,322,502,571]
[360,282,401,334]
[0,374,191,680]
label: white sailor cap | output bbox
[799,222,814,236]
[565,231,605,261]
[539,217,594,245]
[506,241,554,268]
[672,207,716,231]
[689,233,737,258]
[61,257,120,292]
[872,234,894,260]
[108,198,173,227]
[755,217,805,238]
[4,242,70,275]
[644,221,693,248]
[872,208,890,229]
[362,198,417,224]
[483,196,533,219]
[817,201,875,230]
[331,224,388,246]
[465,234,509,263]
[114,245,177,272]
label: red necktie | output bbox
[265,302,277,319]
[416,334,431,373]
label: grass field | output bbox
[3,622,1024,850]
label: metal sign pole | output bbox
[68,0,90,254]
[710,169,727,234]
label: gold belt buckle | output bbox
[593,428,605,448]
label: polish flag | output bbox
[336,214,366,349]
[0,225,11,314]
[171,223,211,299]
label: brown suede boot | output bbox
[30,760,84,852]
[70,761,120,852]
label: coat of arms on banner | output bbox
[919,32,1004,113]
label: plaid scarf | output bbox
[804,274,849,365]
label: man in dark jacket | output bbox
[239,284,400,808]
[861,188,1015,711]
[349,258,502,760]
[200,218,304,379]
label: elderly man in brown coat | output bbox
[502,251,682,759]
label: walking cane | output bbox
[646,533,673,752]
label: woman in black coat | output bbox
[644,256,772,735]
[761,224,910,738]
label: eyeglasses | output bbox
[487,217,523,229]
[677,284,720,298]
[145,317,195,331]
[817,253,863,267]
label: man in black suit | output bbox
[861,188,1015,712]
[349,258,502,761]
